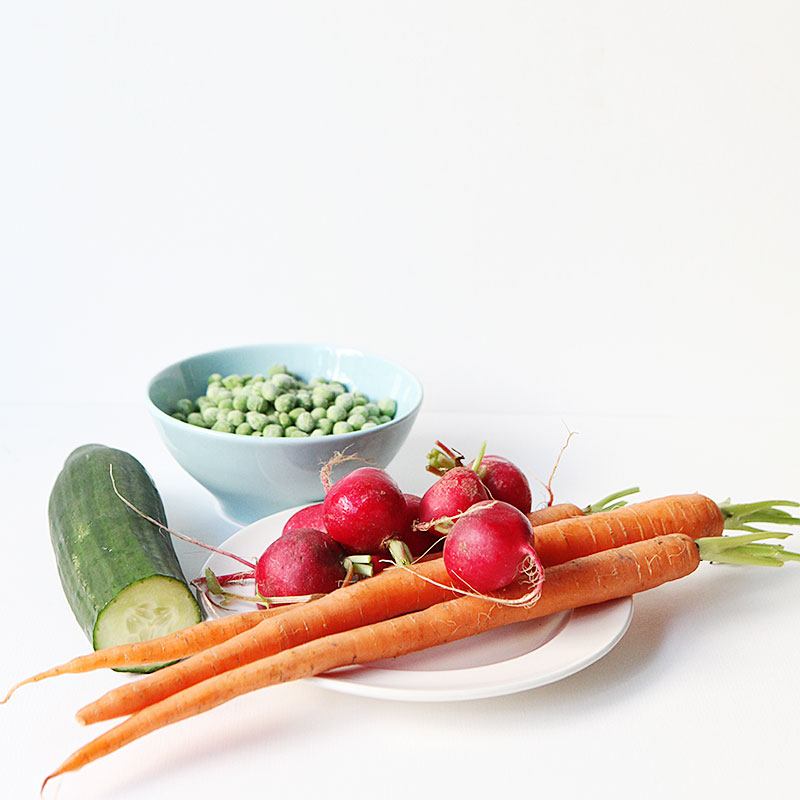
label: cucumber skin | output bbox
[48,444,202,659]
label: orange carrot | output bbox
[45,533,703,787]
[76,493,723,724]
[1,608,284,705]
[533,492,724,567]
[525,502,584,526]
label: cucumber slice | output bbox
[94,576,204,650]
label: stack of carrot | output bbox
[4,491,798,791]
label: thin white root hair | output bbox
[386,556,545,608]
[319,449,373,492]
[108,465,256,570]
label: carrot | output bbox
[1,608,284,705]
[525,502,584,525]
[533,492,724,567]
[42,533,705,788]
[76,493,723,724]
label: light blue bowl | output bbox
[147,343,423,525]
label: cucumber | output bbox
[48,444,203,672]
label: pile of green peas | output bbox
[170,363,398,438]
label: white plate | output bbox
[199,507,634,702]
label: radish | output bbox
[322,466,408,552]
[470,455,532,514]
[418,466,489,532]
[282,502,326,535]
[442,500,541,593]
[398,493,441,558]
[255,527,347,597]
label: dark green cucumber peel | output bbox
[48,444,203,672]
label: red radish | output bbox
[255,528,346,597]
[398,494,441,557]
[470,455,532,514]
[443,500,541,593]
[322,467,407,552]
[418,467,489,531]
[282,502,326,535]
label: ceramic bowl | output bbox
[147,343,423,524]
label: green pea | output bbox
[211,420,234,433]
[206,383,225,401]
[311,393,331,410]
[235,422,253,435]
[274,393,296,413]
[361,402,380,418]
[347,412,367,430]
[247,394,268,413]
[272,373,295,391]
[215,409,230,423]
[284,425,299,436]
[277,411,292,428]
[227,410,246,427]
[353,393,369,406]
[288,406,305,422]
[222,374,243,390]
[260,381,279,402]
[264,413,279,425]
[196,396,214,411]
[218,397,234,410]
[295,390,313,411]
[310,428,327,437]
[334,392,355,412]
[268,363,288,376]
[288,429,309,438]
[326,405,348,423]
[251,373,267,384]
[251,430,263,437]
[316,418,334,435]
[263,424,284,437]
[248,381,264,395]
[296,411,316,433]
[208,373,223,384]
[201,406,221,424]
[332,421,354,435]
[310,406,327,421]
[377,415,392,424]
[328,382,346,396]
[312,384,334,401]
[175,398,196,415]
[308,377,327,387]
[171,412,188,422]
[378,398,397,418]
[360,420,378,430]
[233,394,249,412]
[187,412,207,427]
[246,411,268,431]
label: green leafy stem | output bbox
[698,531,800,567]
[718,499,800,534]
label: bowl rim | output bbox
[145,342,424,444]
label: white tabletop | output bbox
[3,4,799,797]
[2,405,798,800]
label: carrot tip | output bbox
[1,680,25,704]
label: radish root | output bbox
[319,450,371,493]
[109,466,255,570]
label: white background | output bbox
[1,3,798,799]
